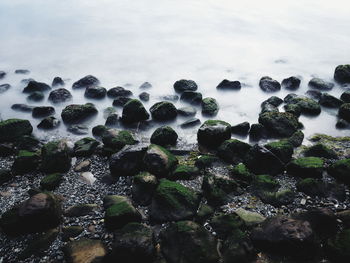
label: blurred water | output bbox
[0,0,349,144]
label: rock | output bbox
[341,91,350,103]
[113,96,132,107]
[68,124,89,135]
[217,139,251,164]
[150,126,178,146]
[160,94,179,101]
[104,196,141,230]
[216,79,241,90]
[0,70,6,79]
[0,193,61,235]
[132,172,158,206]
[252,174,280,192]
[235,208,265,227]
[210,212,245,239]
[230,163,253,187]
[0,83,11,93]
[140,82,152,89]
[65,204,98,217]
[74,137,99,157]
[260,102,279,114]
[143,144,178,177]
[308,77,334,90]
[306,89,322,100]
[108,223,155,263]
[259,76,281,92]
[180,91,202,104]
[37,116,60,130]
[288,130,304,147]
[109,144,148,177]
[48,88,72,103]
[283,103,302,117]
[319,93,343,108]
[202,174,239,206]
[84,86,107,99]
[326,229,350,262]
[107,86,132,98]
[62,226,84,242]
[52,76,64,86]
[180,118,201,128]
[12,150,40,174]
[286,96,321,115]
[61,103,98,123]
[328,158,350,185]
[251,216,318,258]
[0,119,33,142]
[262,96,283,107]
[258,111,299,137]
[160,221,219,263]
[195,204,214,223]
[244,145,284,175]
[0,143,14,157]
[92,125,108,137]
[139,91,150,101]
[339,103,350,122]
[23,80,51,93]
[63,238,107,263]
[15,69,30,74]
[11,103,34,112]
[174,79,198,93]
[72,75,100,89]
[334,64,350,84]
[337,119,350,129]
[249,123,266,140]
[150,101,177,121]
[79,172,96,185]
[32,106,55,118]
[304,143,338,159]
[169,165,200,180]
[16,135,42,152]
[195,155,220,169]
[281,76,301,90]
[286,157,324,178]
[74,160,91,172]
[221,234,256,263]
[150,179,200,223]
[201,97,219,116]
[264,140,294,163]
[0,169,13,185]
[41,140,72,173]
[297,178,325,197]
[27,91,44,102]
[40,173,63,190]
[197,120,231,148]
[121,99,150,123]
[231,122,250,135]
[105,114,118,127]
[102,129,136,151]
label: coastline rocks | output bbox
[84,86,107,99]
[231,121,250,135]
[150,179,200,223]
[150,126,178,146]
[139,91,150,101]
[61,103,98,123]
[319,93,343,108]
[177,106,197,116]
[107,86,132,98]
[262,96,283,107]
[102,129,137,151]
[258,111,299,137]
[341,91,350,103]
[0,83,11,93]
[285,95,321,115]
[265,140,294,164]
[72,75,99,89]
[201,97,219,116]
[249,123,266,140]
[180,91,202,104]
[41,140,72,173]
[140,82,152,89]
[197,120,231,148]
[23,80,51,93]
[334,64,350,84]
[12,150,40,174]
[121,99,150,123]
[132,172,158,206]
[339,103,350,122]
[174,79,198,93]
[306,89,322,100]
[67,124,88,135]
[160,221,219,263]
[217,139,252,164]
[52,76,64,86]
[286,157,324,178]
[105,114,119,126]
[150,101,177,121]
[48,88,72,103]
[0,119,33,142]
[216,79,241,90]
[308,77,334,91]
[169,165,200,180]
[113,96,132,107]
[40,173,63,191]
[27,91,44,102]
[74,137,99,157]
[0,70,6,79]
[282,76,301,90]
[63,238,107,263]
[326,229,350,261]
[259,76,281,92]
[15,69,30,74]
[304,143,338,159]
[32,106,55,118]
[328,158,350,185]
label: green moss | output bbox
[210,213,245,239]
[253,175,279,191]
[230,163,253,186]
[148,144,178,171]
[196,204,214,223]
[218,139,252,163]
[202,175,238,206]
[106,202,134,218]
[170,165,199,180]
[40,173,63,190]
[304,143,338,159]
[203,119,229,126]
[202,97,219,115]
[328,159,350,185]
[18,150,38,157]
[265,140,294,163]
[176,220,197,232]
[293,157,324,168]
[195,155,220,169]
[0,119,33,142]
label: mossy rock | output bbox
[195,204,214,224]
[287,96,321,115]
[217,139,252,164]
[201,97,219,116]
[304,143,338,159]
[284,103,302,117]
[288,130,304,147]
[150,101,177,121]
[259,189,295,207]
[174,79,198,93]
[63,238,107,263]
[334,64,350,84]
[121,99,150,123]
[0,118,33,142]
[210,212,245,239]
[61,103,98,124]
[230,163,253,187]
[12,150,40,174]
[265,140,294,163]
[328,158,350,185]
[64,204,98,217]
[62,226,84,241]
[92,125,108,137]
[132,172,158,206]
[258,111,299,137]
[74,137,99,157]
[16,135,42,152]
[197,120,231,148]
[287,157,324,178]
[40,173,63,190]
[296,178,325,197]
[150,126,178,146]
[339,103,350,122]
[41,140,71,173]
[326,228,350,261]
[102,129,137,151]
[150,179,200,223]
[195,155,220,169]
[252,174,279,192]
[169,165,200,180]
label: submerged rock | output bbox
[334,64,350,84]
[319,93,343,108]
[48,88,72,103]
[139,82,152,89]
[27,91,44,102]
[308,77,334,91]
[180,118,201,128]
[121,99,150,123]
[61,103,98,123]
[339,103,350,122]
[15,69,30,74]
[197,120,231,148]
[180,91,202,104]
[201,97,219,116]
[150,126,178,146]
[72,75,100,89]
[281,76,301,90]
[216,79,241,90]
[258,111,299,137]
[84,86,107,99]
[32,106,55,118]
[231,121,250,135]
[0,119,33,142]
[37,116,60,129]
[259,76,281,92]
[174,79,198,93]
[52,76,64,86]
[67,125,89,135]
[139,91,150,101]
[0,83,11,94]
[306,89,322,100]
[113,96,132,107]
[0,70,6,79]
[150,101,177,121]
[177,106,197,116]
[341,91,350,103]
[107,86,133,98]
[23,80,51,93]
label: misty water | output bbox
[0,0,350,145]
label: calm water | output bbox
[0,0,350,144]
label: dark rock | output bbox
[328,158,350,185]
[177,106,197,116]
[258,111,299,137]
[210,212,245,239]
[132,172,158,206]
[288,130,304,147]
[287,96,321,115]
[62,226,84,242]
[195,155,220,169]
[230,163,254,187]
[201,97,219,116]
[48,88,72,103]
[259,76,281,92]
[334,64,350,84]
[231,121,250,135]
[12,150,40,174]
[121,99,150,123]
[252,174,280,192]
[180,118,201,128]
[319,93,343,108]
[15,69,30,74]
[160,94,179,101]
[326,229,350,262]
[265,140,294,164]
[281,76,301,90]
[308,77,334,91]
[150,101,177,121]
[336,119,350,129]
[74,137,99,157]
[260,103,278,114]
[0,119,33,142]
[37,116,60,129]
[261,96,283,107]
[160,221,219,263]
[64,204,98,217]
[0,71,6,79]
[150,126,178,146]
[32,106,55,118]
[41,140,72,173]
[286,157,324,178]
[139,82,152,89]
[52,77,64,86]
[0,143,14,157]
[103,107,116,119]
[105,114,119,127]
[15,135,42,152]
[0,83,11,94]
[67,124,89,135]
[174,79,198,93]
[197,120,231,148]
[339,103,350,122]
[180,91,202,104]
[304,143,338,159]
[169,165,200,180]
[40,173,63,190]
[23,80,51,93]
[27,91,44,102]
[216,79,241,90]
[84,86,107,99]
[61,103,98,123]
[63,238,107,263]
[92,125,108,137]
[284,103,301,117]
[306,89,322,100]
[249,123,266,140]
[341,91,350,103]
[284,93,298,103]
[72,75,100,89]
[107,86,132,98]
[102,129,136,151]
[150,179,200,223]
[217,139,251,164]
[297,178,325,197]
[139,91,150,101]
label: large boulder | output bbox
[281,76,301,90]
[334,64,350,84]
[132,172,158,206]
[174,79,198,93]
[258,111,299,137]
[339,103,350,122]
[217,139,252,164]
[259,76,281,92]
[150,101,177,121]
[121,99,150,123]
[48,88,72,103]
[286,95,321,115]
[73,137,99,157]
[197,120,231,148]
[0,119,33,142]
[328,158,350,185]
[61,103,98,123]
[160,221,219,263]
[72,75,100,89]
[107,86,132,98]
[41,140,72,173]
[286,157,324,178]
[319,93,343,108]
[150,179,200,223]
[308,77,334,91]
[180,91,202,104]
[84,86,107,99]
[341,91,350,103]
[216,79,241,90]
[264,140,294,164]
[326,228,350,262]
[150,126,178,146]
[201,97,219,116]
[231,121,250,135]
[23,80,51,93]
[304,143,338,159]
[12,150,40,174]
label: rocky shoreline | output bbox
[0,65,350,262]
